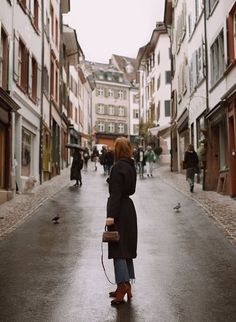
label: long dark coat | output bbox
[70,150,83,181]
[106,157,137,259]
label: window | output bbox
[50,55,59,102]
[118,106,124,116]
[117,123,125,134]
[165,100,171,117]
[98,87,104,96]
[97,104,104,114]
[206,0,218,17]
[165,71,171,84]
[210,30,225,86]
[19,39,28,92]
[108,89,113,97]
[97,122,105,132]
[0,27,8,90]
[33,0,39,30]
[108,123,115,133]
[133,124,139,135]
[133,109,139,118]
[226,5,236,65]
[31,57,37,101]
[157,52,160,65]
[157,75,161,90]
[108,105,114,115]
[133,94,139,103]
[50,5,54,41]
[118,90,123,99]
[43,66,49,95]
[55,18,58,47]
[21,128,33,177]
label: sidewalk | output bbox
[156,165,236,247]
[1,165,236,247]
[0,167,71,239]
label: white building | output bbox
[10,0,42,191]
[137,22,171,163]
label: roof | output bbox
[63,25,84,65]
[136,22,168,67]
[148,124,171,136]
[164,0,173,25]
[81,61,130,86]
[110,54,138,83]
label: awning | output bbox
[148,124,171,136]
[63,25,84,65]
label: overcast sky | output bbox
[63,0,165,63]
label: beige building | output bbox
[82,61,130,148]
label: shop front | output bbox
[0,88,20,204]
[177,109,189,172]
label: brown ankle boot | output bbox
[111,283,131,305]
[109,282,132,298]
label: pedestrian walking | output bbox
[83,147,90,170]
[70,149,83,186]
[105,137,137,305]
[91,146,99,171]
[100,146,108,174]
[104,147,114,175]
[137,146,145,177]
[184,144,199,193]
[144,145,156,177]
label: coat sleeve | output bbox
[106,167,124,219]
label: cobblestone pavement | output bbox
[156,166,236,247]
[0,167,71,239]
[1,164,236,248]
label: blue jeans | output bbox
[113,259,135,284]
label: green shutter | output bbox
[114,90,118,99]
[95,104,99,114]
[96,88,99,96]
[105,122,109,133]
[124,123,128,134]
[104,88,108,97]
[124,90,127,100]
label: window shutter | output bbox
[28,53,32,95]
[96,88,99,96]
[105,122,108,133]
[124,107,127,117]
[114,89,118,99]
[193,51,197,89]
[13,30,19,82]
[37,65,41,102]
[104,88,108,97]
[124,123,128,134]
[95,104,98,114]
[124,90,127,100]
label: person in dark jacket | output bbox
[184,144,199,192]
[104,147,114,175]
[70,149,83,186]
[83,147,90,170]
[106,137,137,305]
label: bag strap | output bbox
[101,226,116,285]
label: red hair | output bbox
[114,137,132,161]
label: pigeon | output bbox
[173,202,181,212]
[52,215,60,224]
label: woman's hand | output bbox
[106,217,114,226]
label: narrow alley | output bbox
[0,165,236,322]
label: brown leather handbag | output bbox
[102,225,120,242]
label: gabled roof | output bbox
[110,54,138,83]
[136,22,167,67]
[63,25,84,65]
[81,61,130,86]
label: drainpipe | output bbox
[203,0,209,191]
[39,0,45,185]
[203,0,209,112]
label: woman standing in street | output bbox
[105,137,137,305]
[184,144,199,193]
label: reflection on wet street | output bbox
[0,167,236,322]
